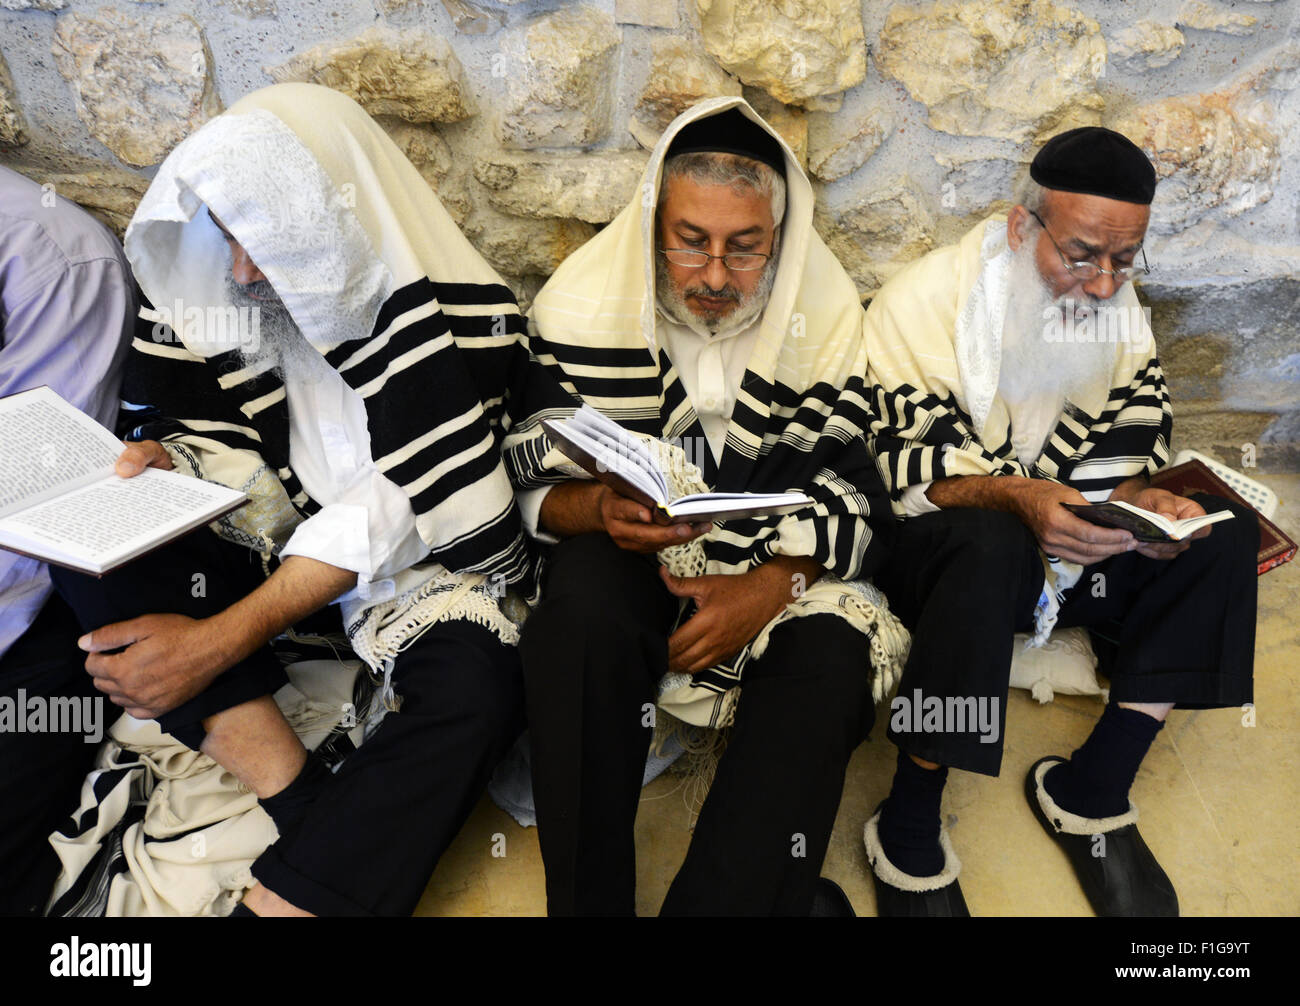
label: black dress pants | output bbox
[252,618,524,916]
[49,528,287,751]
[520,533,877,916]
[0,593,102,916]
[875,493,1258,777]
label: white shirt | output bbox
[277,347,431,605]
[517,309,761,538]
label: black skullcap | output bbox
[666,107,787,178]
[1030,126,1157,205]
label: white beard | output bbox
[654,241,779,340]
[228,276,320,382]
[999,235,1118,411]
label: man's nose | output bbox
[701,254,729,290]
[230,243,267,286]
[1082,259,1120,300]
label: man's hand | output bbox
[597,486,711,554]
[115,440,173,477]
[661,556,821,674]
[538,479,710,552]
[1120,487,1210,560]
[79,613,233,719]
[1011,480,1136,566]
[76,556,358,721]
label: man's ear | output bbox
[1006,205,1030,252]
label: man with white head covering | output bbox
[862,127,1258,916]
[504,99,906,916]
[48,83,569,916]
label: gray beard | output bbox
[999,235,1117,410]
[654,247,779,340]
[227,276,319,382]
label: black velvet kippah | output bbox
[1030,126,1157,205]
[666,108,787,178]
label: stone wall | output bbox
[2,0,1297,472]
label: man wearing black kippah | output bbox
[861,126,1258,916]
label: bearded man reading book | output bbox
[861,127,1259,917]
[44,84,569,916]
[502,98,904,916]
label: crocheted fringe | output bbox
[348,571,521,712]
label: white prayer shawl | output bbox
[45,660,370,917]
[865,215,1173,641]
[121,84,548,699]
[505,97,908,727]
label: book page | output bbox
[571,407,669,501]
[0,387,121,513]
[0,468,242,569]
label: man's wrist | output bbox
[1109,475,1149,507]
[203,608,263,674]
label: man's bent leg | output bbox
[866,508,1043,912]
[49,531,303,795]
[660,613,875,916]
[519,533,677,916]
[1022,494,1259,915]
[201,696,306,798]
[248,620,524,916]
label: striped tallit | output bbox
[865,215,1172,508]
[120,84,571,673]
[503,97,901,725]
[864,215,1173,640]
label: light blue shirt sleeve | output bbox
[0,168,135,658]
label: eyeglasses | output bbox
[659,248,771,272]
[1028,210,1150,283]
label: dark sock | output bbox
[1044,704,1164,819]
[877,749,949,877]
[229,902,256,918]
[259,751,331,836]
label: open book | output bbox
[542,405,814,524]
[1063,500,1234,543]
[0,386,247,576]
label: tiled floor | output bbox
[418,474,1300,917]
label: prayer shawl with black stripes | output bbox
[864,214,1173,640]
[121,84,565,684]
[503,97,904,727]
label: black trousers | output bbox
[50,530,525,916]
[50,529,288,751]
[875,494,1259,776]
[252,618,524,916]
[0,593,102,916]
[520,533,877,916]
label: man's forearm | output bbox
[924,474,1037,517]
[207,555,358,670]
[755,553,824,601]
[538,479,604,537]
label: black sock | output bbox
[259,751,331,836]
[877,749,949,877]
[229,902,256,918]
[1044,704,1164,819]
